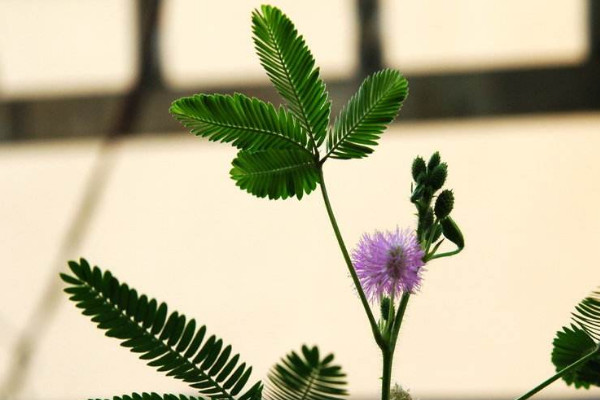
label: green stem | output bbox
[514,346,600,400]
[426,248,462,261]
[380,293,411,400]
[317,167,385,349]
[381,350,394,400]
[390,293,411,349]
[422,219,439,253]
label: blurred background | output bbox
[1,0,599,399]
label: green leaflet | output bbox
[326,70,408,160]
[61,259,263,400]
[89,393,205,400]
[170,93,309,152]
[266,345,348,400]
[230,149,319,200]
[552,288,600,389]
[252,5,330,148]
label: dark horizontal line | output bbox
[2,64,600,141]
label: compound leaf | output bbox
[89,393,204,400]
[552,288,600,389]
[61,259,263,400]
[266,345,348,400]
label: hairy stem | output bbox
[380,293,411,400]
[317,167,384,348]
[390,293,411,350]
[381,350,394,400]
[514,345,600,400]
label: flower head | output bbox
[352,228,425,300]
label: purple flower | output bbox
[352,228,425,300]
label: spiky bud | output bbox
[434,189,454,219]
[428,163,447,191]
[427,151,441,171]
[381,297,391,320]
[411,157,427,182]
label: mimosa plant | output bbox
[61,5,600,400]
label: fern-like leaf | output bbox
[230,149,319,200]
[61,259,263,400]
[326,70,408,160]
[170,93,309,152]
[252,5,330,149]
[552,288,600,389]
[266,345,347,400]
[90,393,205,400]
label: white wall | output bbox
[0,0,588,98]
[1,113,599,399]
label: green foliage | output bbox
[230,149,320,199]
[170,93,309,152]
[552,288,600,389]
[89,394,205,400]
[252,5,330,147]
[170,5,408,200]
[266,345,348,400]
[61,259,263,400]
[327,70,408,160]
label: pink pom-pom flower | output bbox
[352,228,425,301]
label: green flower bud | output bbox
[411,157,427,182]
[380,297,391,320]
[434,189,454,219]
[428,162,447,191]
[427,151,441,171]
[441,216,465,249]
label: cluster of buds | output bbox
[410,152,464,261]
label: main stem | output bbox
[381,350,394,400]
[380,293,412,400]
[514,346,600,400]
[317,167,384,349]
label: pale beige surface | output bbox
[161,0,357,88]
[1,113,600,399]
[0,1,589,98]
[382,0,588,72]
[0,0,136,99]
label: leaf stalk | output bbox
[514,345,600,400]
[317,167,385,349]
